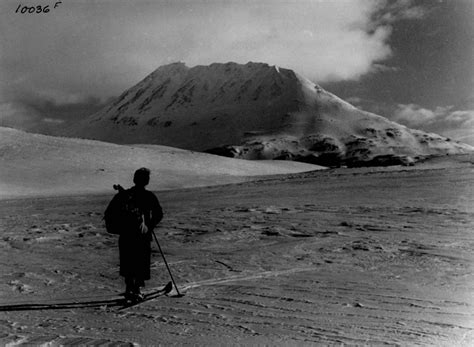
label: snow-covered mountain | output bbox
[67,62,473,167]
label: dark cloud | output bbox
[323,0,473,110]
[0,96,108,134]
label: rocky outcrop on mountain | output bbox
[205,130,466,167]
[68,62,473,167]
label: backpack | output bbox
[104,185,145,235]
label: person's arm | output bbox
[149,193,163,229]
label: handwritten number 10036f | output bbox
[15,2,62,14]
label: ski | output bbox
[0,282,173,312]
[117,281,173,311]
[0,298,124,312]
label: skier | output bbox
[108,168,163,302]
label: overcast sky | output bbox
[0,0,472,144]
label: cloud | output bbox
[43,118,65,124]
[372,63,400,73]
[0,102,42,130]
[0,95,106,134]
[345,97,474,145]
[176,1,396,82]
[0,1,424,97]
[371,0,426,26]
[441,110,474,144]
[392,104,474,145]
[391,103,446,126]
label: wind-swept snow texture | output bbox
[0,127,321,198]
[67,62,473,167]
[1,155,473,345]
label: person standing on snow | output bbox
[105,168,163,302]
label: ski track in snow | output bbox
[0,161,473,345]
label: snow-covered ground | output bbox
[0,154,473,345]
[0,127,322,199]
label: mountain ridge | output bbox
[65,61,473,167]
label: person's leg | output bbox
[125,277,134,299]
[136,278,145,290]
[123,278,143,302]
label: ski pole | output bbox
[151,230,183,297]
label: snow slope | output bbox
[0,127,322,198]
[65,62,473,166]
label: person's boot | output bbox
[133,292,145,302]
[124,277,135,302]
[131,281,144,303]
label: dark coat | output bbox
[118,186,163,281]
